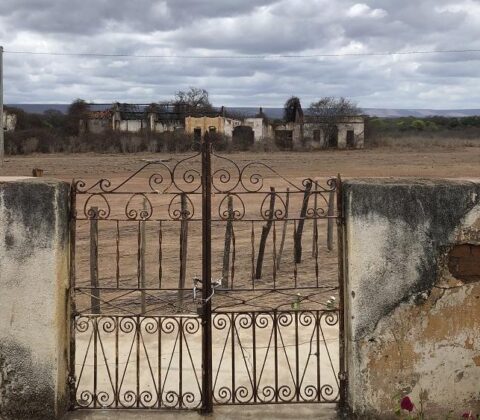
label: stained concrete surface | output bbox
[65,404,338,419]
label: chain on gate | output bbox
[69,134,345,412]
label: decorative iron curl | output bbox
[211,153,242,193]
[218,193,246,221]
[119,317,137,334]
[277,312,294,327]
[140,317,159,334]
[75,316,91,333]
[125,193,153,220]
[260,192,287,220]
[277,384,294,402]
[170,152,202,193]
[168,194,195,220]
[320,384,338,402]
[139,390,156,408]
[258,385,276,403]
[163,390,180,408]
[235,312,254,329]
[161,317,179,334]
[183,317,201,335]
[97,391,114,408]
[77,390,94,407]
[234,385,253,403]
[255,313,272,329]
[213,313,230,330]
[98,316,117,333]
[322,310,339,327]
[299,311,316,327]
[216,387,232,403]
[301,385,318,402]
[182,391,200,408]
[119,390,137,408]
[84,194,111,219]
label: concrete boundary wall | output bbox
[343,178,480,418]
[0,178,71,419]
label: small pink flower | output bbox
[400,396,415,412]
[462,412,473,419]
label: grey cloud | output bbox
[2,0,480,108]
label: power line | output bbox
[3,48,480,59]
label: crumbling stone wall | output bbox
[0,178,71,419]
[343,178,480,418]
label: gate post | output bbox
[336,174,348,411]
[201,132,213,414]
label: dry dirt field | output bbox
[2,146,480,315]
[2,146,480,180]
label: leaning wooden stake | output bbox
[294,180,313,264]
[276,187,290,270]
[327,190,335,251]
[255,187,276,280]
[89,206,100,314]
[222,195,234,288]
[178,193,189,311]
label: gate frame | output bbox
[67,133,346,413]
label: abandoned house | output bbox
[81,103,185,134]
[185,115,242,140]
[273,102,365,150]
[2,108,17,132]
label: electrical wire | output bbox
[4,48,480,59]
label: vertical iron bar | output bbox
[140,199,147,314]
[179,318,184,408]
[336,174,347,410]
[316,311,321,402]
[90,207,100,313]
[136,317,140,408]
[231,313,236,404]
[178,193,188,310]
[250,221,255,288]
[93,318,98,408]
[116,221,120,288]
[201,133,213,414]
[252,313,257,403]
[69,182,77,409]
[115,317,119,407]
[273,311,278,403]
[295,311,300,401]
[158,221,163,288]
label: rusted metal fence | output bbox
[70,134,344,412]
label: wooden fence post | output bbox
[255,187,275,280]
[276,188,290,270]
[294,180,312,264]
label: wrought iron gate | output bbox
[69,135,345,412]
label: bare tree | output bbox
[66,99,90,135]
[308,97,360,147]
[174,87,212,115]
[283,96,303,123]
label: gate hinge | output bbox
[338,371,348,381]
[68,375,77,387]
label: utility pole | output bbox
[0,45,4,167]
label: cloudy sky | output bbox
[1,0,480,108]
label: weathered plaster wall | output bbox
[343,178,480,418]
[0,178,71,419]
[2,111,17,132]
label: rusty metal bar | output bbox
[69,182,77,409]
[201,133,213,414]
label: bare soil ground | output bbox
[2,147,480,314]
